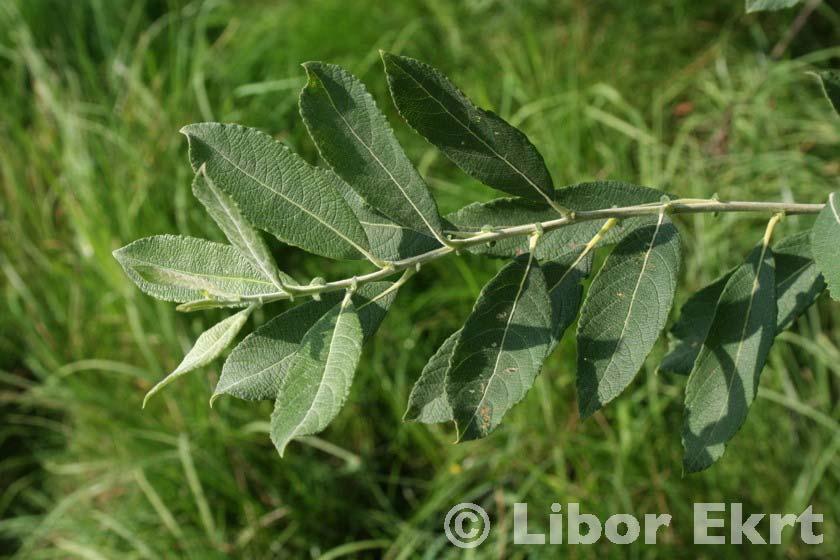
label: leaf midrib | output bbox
[128,256,275,289]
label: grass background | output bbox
[1,0,839,557]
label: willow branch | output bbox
[196,198,825,308]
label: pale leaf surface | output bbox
[113,235,279,302]
[214,282,394,403]
[270,300,363,456]
[143,306,253,407]
[181,123,371,261]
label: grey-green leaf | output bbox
[446,181,665,259]
[661,232,825,375]
[544,247,595,343]
[300,62,445,240]
[446,254,553,441]
[745,0,801,12]
[404,330,459,424]
[812,192,840,301]
[334,177,440,261]
[405,247,593,425]
[773,232,826,329]
[660,271,732,375]
[382,52,556,206]
[143,306,253,408]
[576,213,681,418]
[682,243,777,473]
[814,71,840,116]
[181,123,373,261]
[270,299,363,456]
[192,169,293,288]
[213,282,395,403]
[113,235,280,302]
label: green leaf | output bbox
[181,123,375,262]
[300,62,445,241]
[446,181,665,259]
[404,330,458,424]
[213,282,394,403]
[660,271,732,375]
[143,306,253,407]
[382,52,556,206]
[812,192,840,301]
[746,0,801,12]
[661,232,825,375]
[814,71,840,116]
[773,232,826,329]
[682,243,777,473]
[270,298,363,456]
[544,248,594,343]
[446,253,553,441]
[334,177,440,261]
[576,213,681,418]
[192,170,295,288]
[113,235,280,303]
[405,246,593,425]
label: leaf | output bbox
[334,177,440,261]
[213,282,394,403]
[576,213,681,418]
[270,298,363,456]
[181,123,374,261]
[446,181,665,259]
[404,329,458,424]
[814,71,840,116]
[660,271,732,375]
[773,232,826,329]
[192,169,294,288]
[404,245,593,425]
[745,0,801,12]
[682,243,777,473]
[382,52,556,206]
[544,247,594,343]
[661,233,825,375]
[143,306,253,407]
[446,253,553,441]
[812,192,840,301]
[300,62,445,240]
[113,235,280,302]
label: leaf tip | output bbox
[272,437,290,458]
[402,407,418,423]
[577,394,601,420]
[378,49,395,65]
[209,393,221,408]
